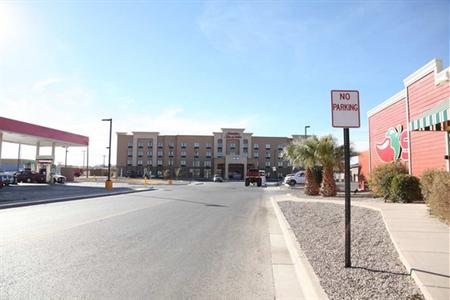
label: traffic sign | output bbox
[331,90,360,128]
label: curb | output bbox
[0,188,155,210]
[270,196,329,299]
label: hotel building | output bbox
[116,128,306,179]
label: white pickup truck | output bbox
[283,171,305,186]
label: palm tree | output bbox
[316,135,356,197]
[283,137,320,195]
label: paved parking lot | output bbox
[0,183,149,208]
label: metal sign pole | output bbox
[343,128,351,268]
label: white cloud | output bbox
[32,77,73,91]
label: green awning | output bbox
[410,98,450,130]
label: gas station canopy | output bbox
[0,116,89,147]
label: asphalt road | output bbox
[0,182,280,299]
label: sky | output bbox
[0,0,449,166]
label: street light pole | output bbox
[102,118,113,189]
[304,125,311,137]
[64,146,69,167]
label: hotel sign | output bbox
[226,132,242,139]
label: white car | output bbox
[52,174,66,184]
[283,171,305,186]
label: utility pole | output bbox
[102,118,113,189]
[64,146,69,167]
[82,150,86,172]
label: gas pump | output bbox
[36,155,54,183]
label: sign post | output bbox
[331,90,360,268]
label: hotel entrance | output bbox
[228,163,244,180]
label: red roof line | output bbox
[0,116,89,146]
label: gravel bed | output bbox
[279,201,423,300]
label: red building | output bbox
[368,59,450,176]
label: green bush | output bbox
[368,161,408,198]
[389,174,422,203]
[421,169,439,203]
[427,171,450,223]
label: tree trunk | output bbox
[321,166,337,197]
[305,167,320,195]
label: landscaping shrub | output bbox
[368,161,408,198]
[389,174,422,203]
[427,171,450,223]
[421,169,439,203]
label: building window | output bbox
[147,141,153,147]
[137,160,143,166]
[147,151,153,158]
[265,151,271,158]
[168,159,174,166]
[265,144,271,149]
[194,151,200,158]
[253,143,259,149]
[157,150,163,157]
[229,143,236,149]
[127,150,132,157]
[217,147,223,153]
[157,142,164,148]
[277,161,284,167]
[137,150,144,157]
[168,151,174,157]
[138,142,144,148]
[181,151,187,158]
[243,139,248,148]
[180,160,187,167]
[253,152,259,158]
[277,144,284,150]
[157,160,163,166]
[205,143,212,149]
[193,160,200,167]
[181,142,187,148]
[287,161,292,167]
[206,151,212,158]
[243,148,248,154]
[265,161,271,167]
[217,152,223,158]
[204,160,211,167]
[194,142,200,148]
[217,139,223,147]
[168,142,175,148]
[147,160,153,166]
[127,159,132,166]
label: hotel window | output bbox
[137,150,144,157]
[127,150,132,157]
[168,142,175,148]
[277,161,284,167]
[194,151,200,158]
[168,159,174,166]
[138,142,144,148]
[229,143,236,149]
[205,143,212,149]
[137,160,143,166]
[243,139,248,148]
[243,148,248,154]
[181,142,187,148]
[277,144,284,150]
[265,151,271,158]
[157,160,163,166]
[157,142,164,148]
[168,151,174,157]
[180,160,187,167]
[204,160,211,167]
[217,147,223,153]
[147,141,153,147]
[147,160,153,166]
[217,139,223,147]
[193,160,200,167]
[157,150,163,157]
[127,159,132,166]
[278,152,283,159]
[265,161,271,167]
[265,144,271,149]
[181,151,187,158]
[194,142,200,148]
[287,161,292,167]
[206,151,212,158]
[217,152,223,158]
[253,152,259,158]
[147,151,153,158]
[127,143,133,148]
[253,143,259,149]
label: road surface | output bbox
[0,182,281,299]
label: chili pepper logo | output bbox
[376,125,408,162]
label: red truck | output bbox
[244,169,266,187]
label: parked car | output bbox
[213,175,223,182]
[283,171,305,186]
[244,169,267,187]
[0,172,17,185]
[52,174,66,184]
[15,170,46,183]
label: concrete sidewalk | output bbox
[280,194,450,300]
